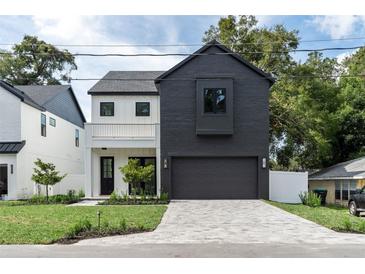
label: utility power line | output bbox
[4,74,365,84]
[1,36,365,47]
[0,45,363,57]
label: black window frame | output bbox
[203,88,227,114]
[100,102,114,117]
[41,113,47,137]
[75,129,80,147]
[135,102,150,117]
[49,117,56,127]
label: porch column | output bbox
[85,147,93,197]
[155,123,161,197]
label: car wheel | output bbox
[349,201,360,217]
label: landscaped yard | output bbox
[267,200,365,234]
[0,202,167,244]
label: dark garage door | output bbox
[171,157,258,199]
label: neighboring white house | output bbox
[85,71,162,197]
[0,81,86,200]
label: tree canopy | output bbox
[0,35,77,85]
[203,15,365,170]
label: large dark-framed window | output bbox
[127,157,156,195]
[75,129,80,147]
[100,102,114,116]
[335,180,358,201]
[136,102,150,117]
[41,113,47,137]
[204,88,226,114]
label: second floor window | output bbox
[49,117,56,127]
[204,88,226,114]
[75,129,79,147]
[41,113,46,137]
[100,102,114,116]
[136,102,150,116]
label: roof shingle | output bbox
[309,157,365,180]
[88,71,164,94]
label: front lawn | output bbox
[0,204,167,244]
[266,200,365,234]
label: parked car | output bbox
[348,186,365,216]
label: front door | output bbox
[0,164,8,196]
[100,157,114,195]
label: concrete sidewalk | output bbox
[1,243,365,258]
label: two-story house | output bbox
[0,81,86,199]
[85,40,274,199]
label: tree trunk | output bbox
[45,185,49,203]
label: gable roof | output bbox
[88,71,164,95]
[0,80,44,111]
[309,157,365,180]
[155,40,275,84]
[15,85,86,126]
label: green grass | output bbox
[0,204,167,244]
[266,200,365,234]
[0,200,29,206]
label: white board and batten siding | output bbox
[269,171,308,203]
[91,95,160,124]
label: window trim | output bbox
[203,88,227,114]
[135,102,151,117]
[100,102,115,117]
[41,113,47,137]
[49,117,56,127]
[75,129,80,147]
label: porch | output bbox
[84,147,160,198]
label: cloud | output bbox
[310,16,365,38]
[31,15,185,121]
[336,51,355,63]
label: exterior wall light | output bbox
[262,157,267,169]
[163,158,168,169]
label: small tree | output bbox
[119,159,154,195]
[31,158,67,202]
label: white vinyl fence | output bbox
[269,171,308,203]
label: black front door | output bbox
[0,164,8,196]
[100,157,114,195]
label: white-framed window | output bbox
[41,113,46,137]
[49,117,56,127]
[75,129,80,147]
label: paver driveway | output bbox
[76,200,365,245]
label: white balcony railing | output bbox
[86,123,156,139]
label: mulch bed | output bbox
[56,228,152,244]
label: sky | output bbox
[1,15,365,121]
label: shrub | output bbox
[123,194,129,201]
[160,192,169,201]
[78,189,85,198]
[28,193,81,205]
[66,219,92,238]
[29,194,47,204]
[109,191,120,202]
[299,191,321,207]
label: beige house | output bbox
[309,157,365,205]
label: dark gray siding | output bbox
[44,89,85,128]
[159,45,270,199]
